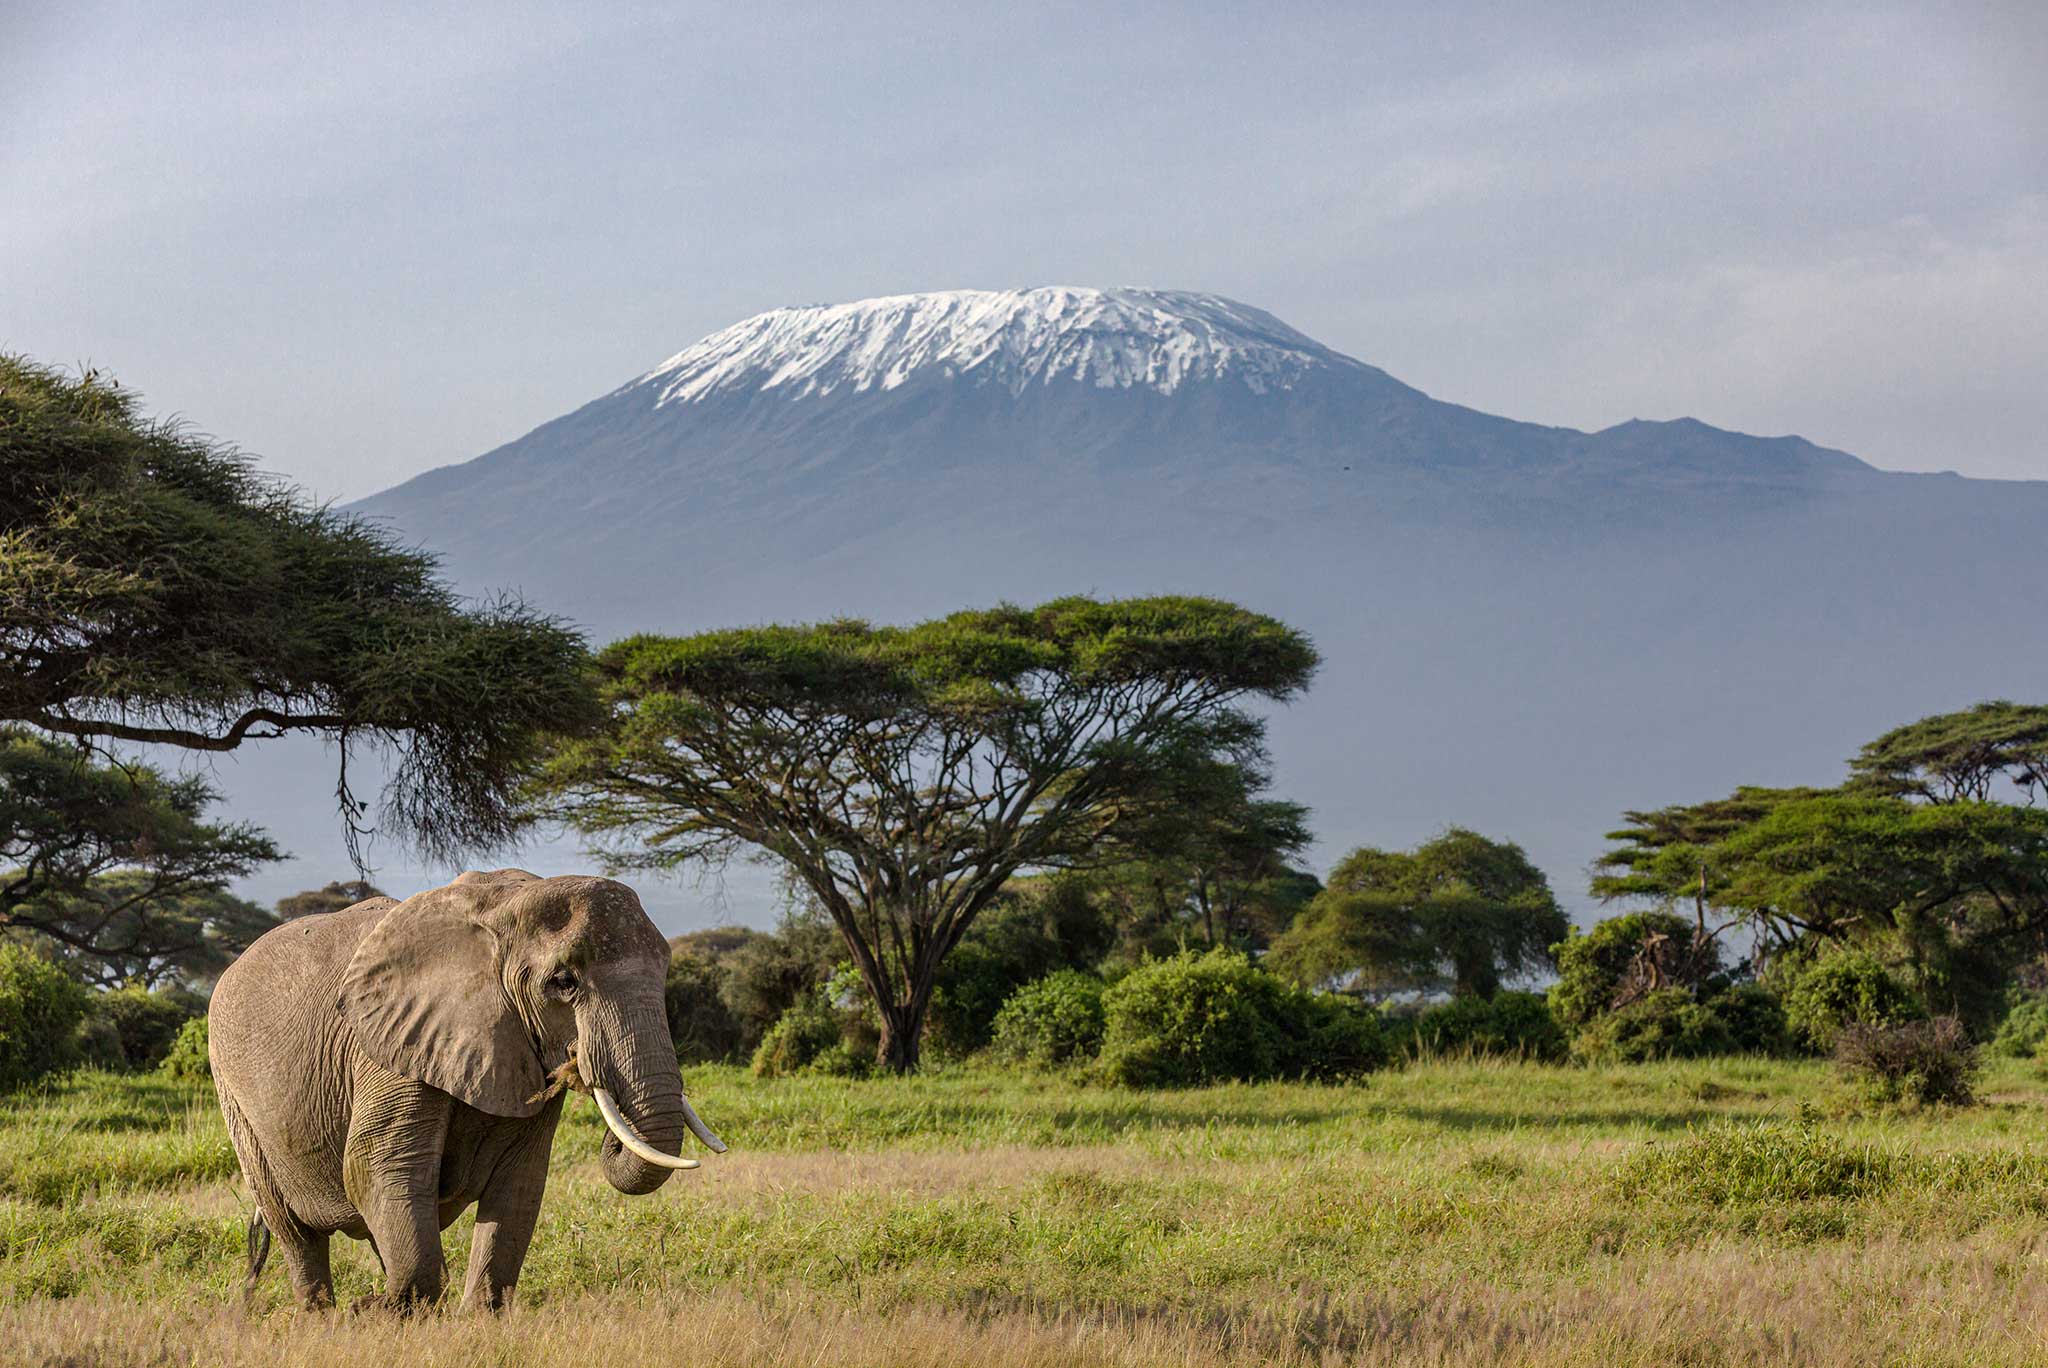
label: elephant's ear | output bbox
[338,875,547,1118]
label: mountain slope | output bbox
[321,287,2048,929]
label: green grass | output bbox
[6,1056,2048,1364]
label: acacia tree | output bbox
[1076,758,1314,954]
[1,356,596,862]
[1848,701,2048,805]
[1269,829,1565,999]
[531,596,1318,1071]
[1,728,278,977]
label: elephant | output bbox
[209,869,724,1311]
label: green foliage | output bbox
[1717,796,2048,957]
[0,355,599,862]
[0,729,278,981]
[1834,1017,1977,1107]
[0,943,89,1090]
[537,595,1317,1072]
[159,1016,210,1080]
[1990,992,2048,1058]
[1570,989,1736,1064]
[990,970,1108,1068]
[1096,948,1383,1087]
[1271,829,1566,999]
[71,1013,125,1071]
[1778,949,1924,1053]
[1848,700,2048,804]
[1396,990,1568,1062]
[1548,912,1717,1031]
[711,910,841,1054]
[749,995,846,1080]
[89,986,204,1071]
[1591,786,1825,919]
[1705,983,1793,1057]
[927,879,1117,1057]
[275,881,384,919]
[664,952,748,1064]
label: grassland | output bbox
[5,1057,2048,1365]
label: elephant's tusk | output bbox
[592,1088,700,1170]
[678,1092,729,1154]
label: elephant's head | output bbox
[337,869,724,1194]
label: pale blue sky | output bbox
[5,0,2045,501]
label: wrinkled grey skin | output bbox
[210,869,686,1311]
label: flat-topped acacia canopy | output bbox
[595,596,1318,710]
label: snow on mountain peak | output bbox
[635,287,1345,405]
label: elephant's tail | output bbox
[244,1210,271,1306]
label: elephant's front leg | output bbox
[461,1099,562,1311]
[344,1056,453,1309]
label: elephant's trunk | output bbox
[582,998,697,1195]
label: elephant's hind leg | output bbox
[217,1081,335,1309]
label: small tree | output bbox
[1,728,279,977]
[532,596,1318,1071]
[1270,828,1566,999]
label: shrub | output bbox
[665,951,747,1064]
[1779,948,1923,1053]
[1835,1015,1978,1106]
[161,1016,211,1079]
[73,1012,127,1071]
[1294,992,1389,1081]
[1097,949,1383,1087]
[91,986,204,1071]
[1399,990,1567,1062]
[991,970,1108,1068]
[748,963,879,1079]
[1549,912,1716,1030]
[749,995,844,1079]
[1705,982,1793,1056]
[1570,988,1735,1064]
[1991,991,2048,1058]
[0,943,90,1091]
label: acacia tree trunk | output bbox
[875,997,929,1073]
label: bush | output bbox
[1097,949,1383,1087]
[991,970,1108,1068]
[1397,990,1568,1062]
[161,1015,211,1079]
[1991,991,2048,1058]
[1570,988,1735,1064]
[1835,1015,1977,1106]
[749,995,844,1079]
[1549,912,1716,1030]
[1779,948,1923,1053]
[0,943,90,1091]
[665,952,747,1064]
[91,986,204,1071]
[748,963,879,1078]
[73,1012,126,1071]
[1705,982,1793,1056]
[927,880,1118,1058]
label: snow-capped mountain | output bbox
[634,288,1345,403]
[321,288,2048,928]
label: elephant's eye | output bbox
[544,968,578,999]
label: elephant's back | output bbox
[210,897,397,1224]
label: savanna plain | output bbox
[5,1057,2048,1367]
